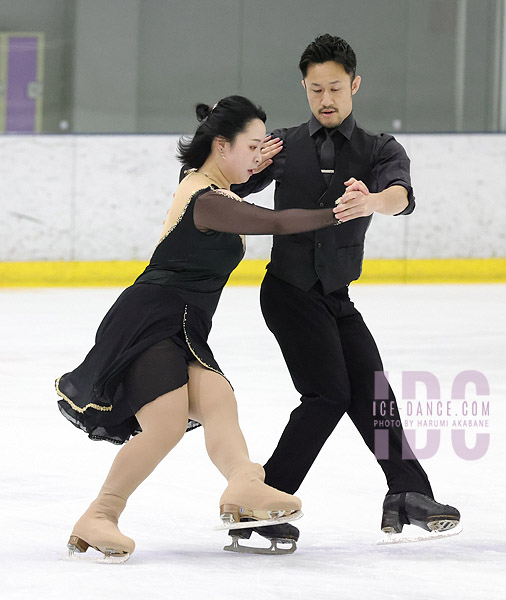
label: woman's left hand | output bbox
[253,136,283,174]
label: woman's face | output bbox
[222,118,266,184]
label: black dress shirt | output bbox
[234,112,415,215]
[230,112,415,292]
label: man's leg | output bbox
[330,298,459,534]
[336,304,433,496]
[260,273,351,494]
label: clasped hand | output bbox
[253,138,377,224]
[333,178,378,223]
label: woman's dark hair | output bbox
[177,95,266,168]
[298,34,357,81]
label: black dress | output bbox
[56,185,336,444]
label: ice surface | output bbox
[1,284,505,600]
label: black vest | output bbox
[267,122,373,294]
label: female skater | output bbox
[56,95,340,561]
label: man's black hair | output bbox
[299,34,357,81]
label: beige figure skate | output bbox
[216,463,303,554]
[66,493,135,563]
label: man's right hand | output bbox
[343,177,369,195]
[253,136,283,174]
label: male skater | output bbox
[231,34,460,548]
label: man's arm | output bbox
[334,134,414,222]
[333,178,408,223]
[373,184,409,215]
[371,135,415,215]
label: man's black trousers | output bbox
[260,272,433,498]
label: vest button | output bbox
[319,202,324,208]
[316,242,322,249]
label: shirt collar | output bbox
[308,112,355,140]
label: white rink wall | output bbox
[0,133,505,262]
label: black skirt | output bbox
[56,283,228,445]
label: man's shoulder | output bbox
[353,120,394,141]
[288,120,310,131]
[352,121,406,155]
[271,121,309,136]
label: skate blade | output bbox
[65,551,131,564]
[66,540,130,564]
[377,522,462,545]
[224,535,297,555]
[215,510,303,531]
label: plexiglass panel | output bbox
[0,0,504,133]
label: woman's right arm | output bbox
[193,190,339,235]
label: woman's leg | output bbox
[187,363,249,478]
[69,385,189,557]
[187,363,301,522]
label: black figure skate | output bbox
[378,491,461,544]
[215,462,303,553]
[224,521,300,555]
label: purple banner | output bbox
[6,37,38,133]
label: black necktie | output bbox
[320,129,334,186]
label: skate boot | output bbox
[219,463,302,528]
[379,492,461,544]
[67,492,135,562]
[225,521,300,555]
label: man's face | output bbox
[302,61,361,128]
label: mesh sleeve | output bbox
[193,189,337,235]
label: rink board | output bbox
[0,258,505,287]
